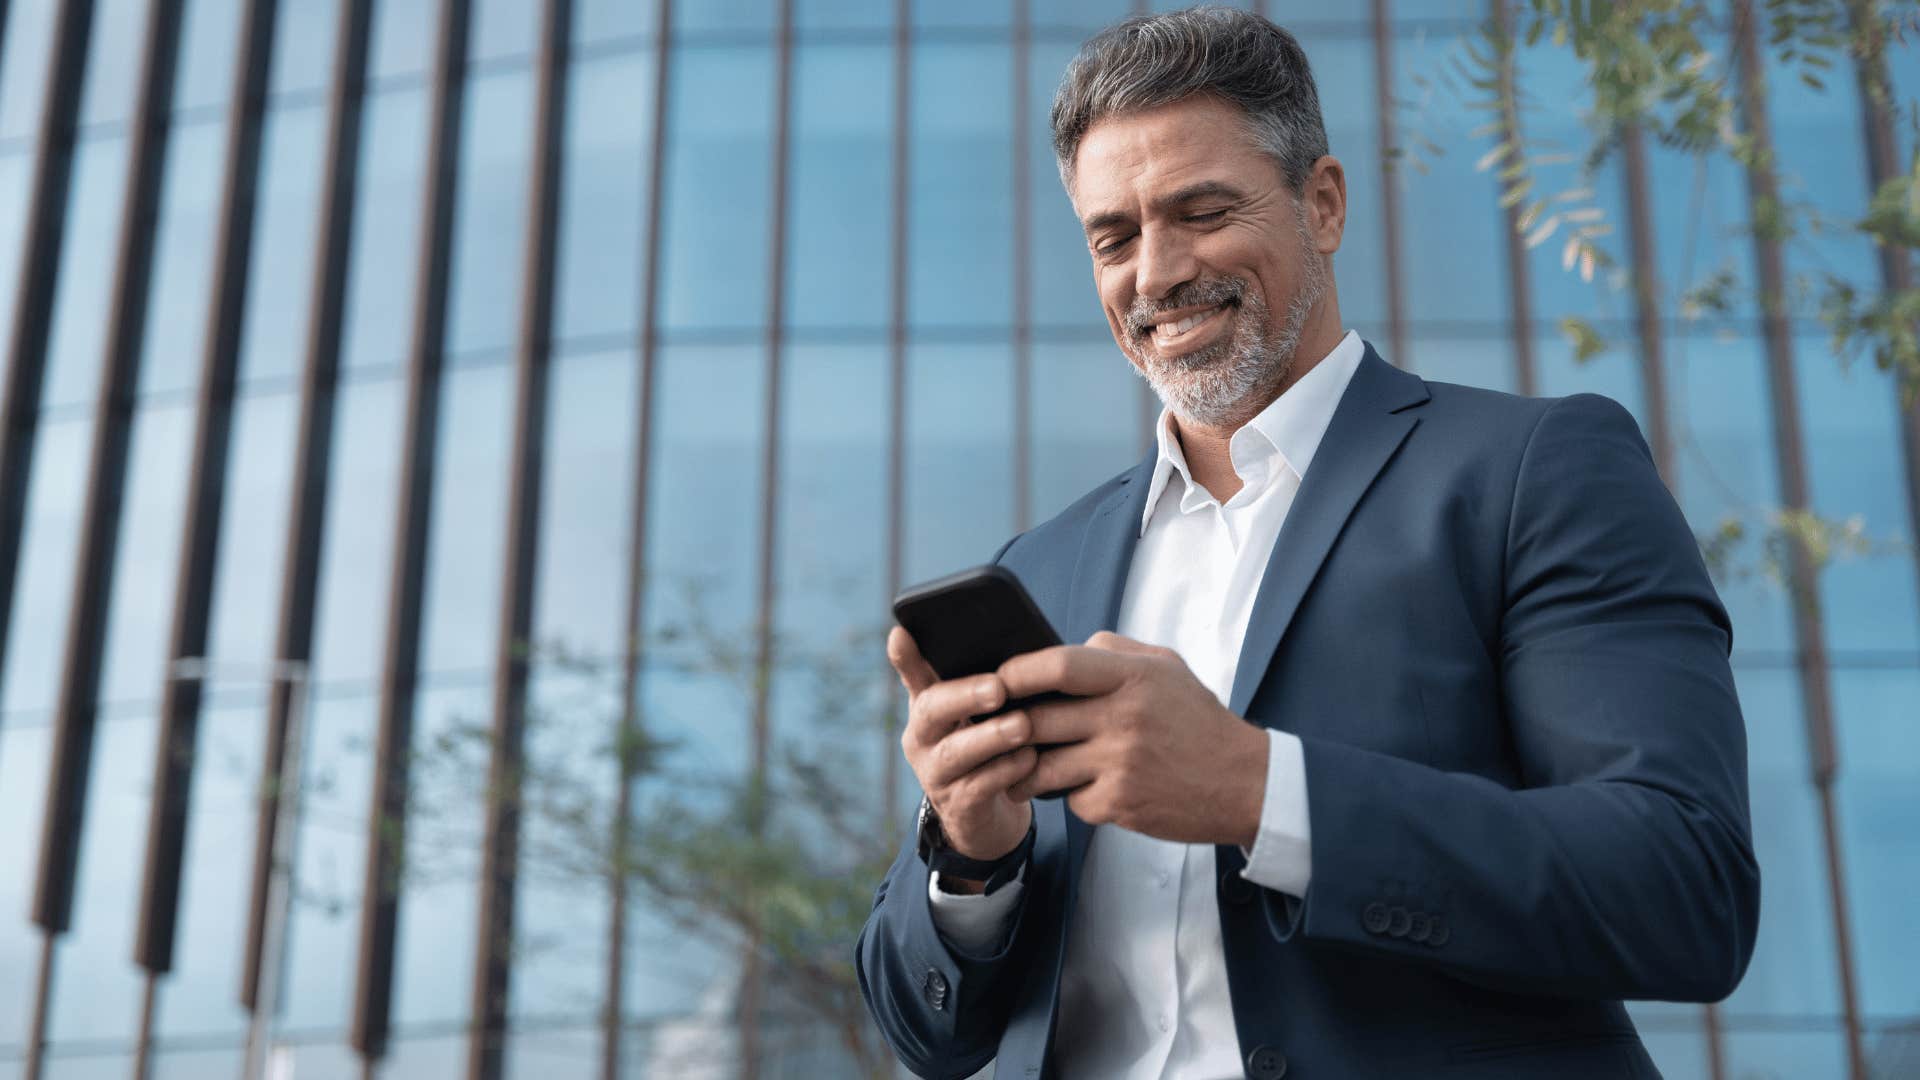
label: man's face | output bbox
[1071,95,1339,429]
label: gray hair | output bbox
[1049,5,1330,195]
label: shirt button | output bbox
[1156,869,1173,889]
[1157,1013,1171,1033]
[1246,1044,1288,1078]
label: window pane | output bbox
[309,376,403,686]
[270,0,341,99]
[138,120,226,397]
[340,86,429,374]
[785,43,892,332]
[445,69,534,361]
[910,43,1010,331]
[1834,668,1920,1018]
[0,723,54,1047]
[659,44,773,334]
[905,343,1014,583]
[418,363,513,676]
[238,102,330,387]
[776,344,887,643]
[175,0,245,116]
[76,0,151,130]
[1032,342,1141,523]
[41,136,130,412]
[0,0,58,142]
[553,51,655,343]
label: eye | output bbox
[1094,234,1135,256]
[1184,210,1227,224]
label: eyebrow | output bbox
[1081,179,1248,237]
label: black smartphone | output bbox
[892,564,1074,799]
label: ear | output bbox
[1302,155,1347,256]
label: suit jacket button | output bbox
[1387,906,1412,938]
[1221,868,1256,904]
[1426,917,1450,947]
[1408,912,1433,943]
[1362,902,1391,934]
[1246,1044,1288,1078]
[923,968,949,1010]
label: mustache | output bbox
[1124,277,1246,339]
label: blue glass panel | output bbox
[1726,667,1842,1017]
[1625,1003,1711,1080]
[659,43,773,333]
[339,86,429,374]
[416,363,512,676]
[1794,333,1920,655]
[1833,668,1920,1018]
[1400,332,1511,392]
[0,0,57,142]
[1722,1029,1847,1080]
[910,43,1012,330]
[1390,24,1510,328]
[775,344,887,643]
[642,345,766,643]
[576,0,659,46]
[445,69,534,361]
[93,400,193,707]
[531,348,637,655]
[785,43,892,332]
[308,376,404,687]
[1765,39,1877,299]
[0,417,91,718]
[40,136,130,412]
[238,102,330,386]
[270,0,342,99]
[390,680,486,1028]
[43,714,159,1048]
[676,0,776,35]
[554,50,654,343]
[149,700,265,1047]
[1031,342,1141,523]
[795,0,892,31]
[1032,0,1129,31]
[275,691,376,1036]
[913,0,1009,29]
[201,390,301,671]
[472,0,540,65]
[175,0,245,116]
[148,1047,244,1079]
[369,0,434,83]
[1530,326,1647,417]
[1669,332,1795,657]
[904,343,1014,584]
[1310,35,1387,332]
[0,722,53,1047]
[75,0,150,129]
[138,119,225,397]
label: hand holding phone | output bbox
[892,565,1075,801]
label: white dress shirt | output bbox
[927,329,1368,1079]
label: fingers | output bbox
[888,625,940,696]
[998,643,1131,701]
[1084,629,1172,659]
[1023,696,1101,748]
[952,743,1039,804]
[1008,740,1100,802]
[923,710,1033,789]
[902,671,1005,753]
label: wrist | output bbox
[1228,719,1268,849]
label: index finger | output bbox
[997,644,1130,701]
[887,624,939,696]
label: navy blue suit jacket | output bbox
[856,344,1760,1079]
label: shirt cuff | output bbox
[1238,728,1313,898]
[926,864,1026,956]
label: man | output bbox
[855,8,1759,1079]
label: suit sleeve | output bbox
[1273,392,1761,1002]
[855,531,1041,1078]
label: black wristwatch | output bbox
[916,797,1035,896]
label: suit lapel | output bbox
[1059,453,1153,879]
[1226,344,1430,717]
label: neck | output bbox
[1171,319,1345,503]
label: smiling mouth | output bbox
[1147,301,1233,350]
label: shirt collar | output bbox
[1140,329,1367,536]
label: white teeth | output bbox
[1155,304,1223,338]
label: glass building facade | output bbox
[0,0,1914,1077]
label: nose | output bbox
[1134,224,1198,303]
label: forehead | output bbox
[1070,95,1277,216]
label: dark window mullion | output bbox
[352,0,472,1065]
[240,0,374,1019]
[470,0,572,1075]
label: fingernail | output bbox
[1000,715,1025,744]
[976,680,1000,709]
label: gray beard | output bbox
[1128,251,1330,430]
